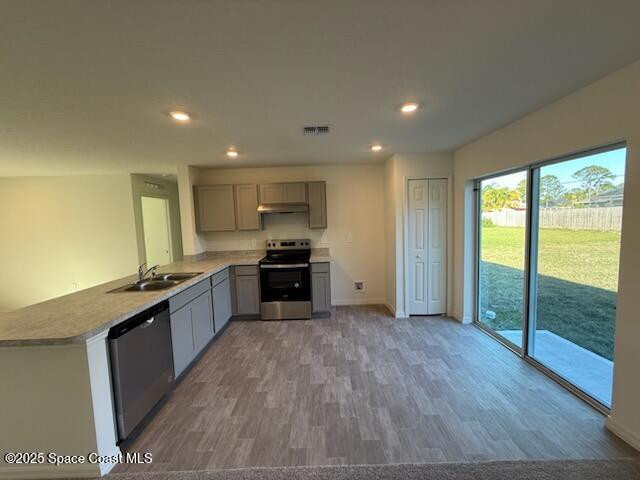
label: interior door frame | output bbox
[402,174,453,318]
[472,140,627,414]
[141,195,174,266]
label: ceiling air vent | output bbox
[303,125,331,136]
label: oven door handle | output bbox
[260,263,309,269]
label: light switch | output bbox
[346,233,353,243]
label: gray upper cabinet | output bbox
[234,184,261,231]
[283,182,307,202]
[307,181,327,229]
[311,262,331,314]
[195,185,236,232]
[259,183,285,204]
[259,182,307,204]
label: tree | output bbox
[561,188,587,207]
[573,165,616,202]
[482,184,520,211]
[516,179,527,202]
[540,175,565,208]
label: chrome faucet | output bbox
[137,263,159,283]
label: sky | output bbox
[483,146,627,190]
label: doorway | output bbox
[407,178,447,315]
[141,196,172,266]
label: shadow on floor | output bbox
[479,261,616,360]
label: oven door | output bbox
[260,264,311,302]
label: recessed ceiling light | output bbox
[400,102,419,114]
[371,144,383,152]
[226,149,239,158]
[169,111,191,123]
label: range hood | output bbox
[257,203,309,214]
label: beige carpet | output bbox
[104,458,640,480]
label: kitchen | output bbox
[3,2,640,479]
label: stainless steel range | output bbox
[259,239,311,320]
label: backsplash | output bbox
[201,212,329,252]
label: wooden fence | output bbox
[483,206,623,231]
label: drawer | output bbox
[311,262,330,273]
[169,278,211,313]
[235,265,258,276]
[210,267,229,287]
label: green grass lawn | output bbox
[479,226,621,360]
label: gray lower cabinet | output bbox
[311,263,331,314]
[192,290,214,353]
[169,305,196,378]
[212,277,232,332]
[169,281,215,377]
[234,266,260,315]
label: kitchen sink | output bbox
[108,272,203,293]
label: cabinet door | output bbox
[170,306,196,377]
[192,290,214,353]
[308,181,327,229]
[284,182,307,203]
[259,183,285,204]
[234,184,260,231]
[235,275,260,315]
[312,270,331,313]
[213,278,232,332]
[195,185,236,232]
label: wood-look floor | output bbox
[115,305,637,473]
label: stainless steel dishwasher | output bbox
[108,301,174,441]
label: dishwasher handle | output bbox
[108,301,168,339]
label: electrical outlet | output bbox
[354,281,365,293]
[250,238,257,249]
[71,282,79,292]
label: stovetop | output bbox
[260,250,311,265]
[260,239,311,265]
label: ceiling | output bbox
[2,1,640,177]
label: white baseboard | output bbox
[394,310,406,318]
[451,310,472,324]
[0,463,100,480]
[384,301,395,316]
[332,298,387,306]
[606,416,640,452]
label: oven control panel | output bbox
[266,239,310,250]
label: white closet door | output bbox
[408,179,429,315]
[408,178,447,315]
[426,179,446,315]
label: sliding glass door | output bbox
[527,147,626,407]
[477,170,528,350]
[476,144,626,409]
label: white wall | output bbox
[0,174,139,312]
[453,60,640,449]
[180,164,387,306]
[383,153,454,317]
